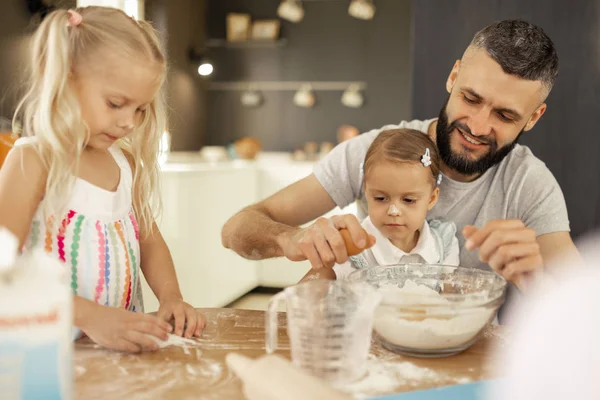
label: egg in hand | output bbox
[339,228,369,256]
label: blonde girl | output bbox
[0,7,204,353]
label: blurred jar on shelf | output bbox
[229,137,262,160]
[319,142,334,159]
[303,141,319,161]
[337,124,360,143]
[0,118,19,169]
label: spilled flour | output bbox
[341,354,472,399]
[74,310,282,400]
[149,334,199,349]
[75,340,232,400]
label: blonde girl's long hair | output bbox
[13,6,167,238]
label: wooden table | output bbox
[74,308,508,400]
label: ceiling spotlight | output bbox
[197,62,213,76]
[278,0,304,23]
[349,0,375,20]
[341,84,364,108]
[294,84,315,108]
[189,47,213,77]
[241,87,263,107]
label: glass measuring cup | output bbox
[265,280,381,385]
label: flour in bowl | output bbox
[374,280,494,350]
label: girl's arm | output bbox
[139,221,206,338]
[138,223,182,301]
[0,145,171,353]
[124,149,206,338]
[0,144,46,245]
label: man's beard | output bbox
[436,97,523,176]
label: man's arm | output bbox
[222,125,385,268]
[221,174,336,259]
[221,174,372,269]
[537,231,581,271]
[299,267,337,283]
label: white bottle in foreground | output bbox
[0,227,73,400]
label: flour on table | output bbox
[149,334,199,348]
[73,311,260,400]
[185,364,197,376]
[74,350,234,400]
[340,354,471,399]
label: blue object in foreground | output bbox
[367,380,499,400]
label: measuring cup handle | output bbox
[265,291,286,354]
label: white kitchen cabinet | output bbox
[141,161,260,312]
[141,152,358,310]
[256,154,357,287]
[256,158,314,287]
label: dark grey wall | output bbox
[0,0,78,120]
[0,0,43,120]
[147,0,208,151]
[0,0,205,151]
[206,0,412,151]
[411,0,600,239]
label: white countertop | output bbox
[159,151,317,172]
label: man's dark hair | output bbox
[469,20,559,94]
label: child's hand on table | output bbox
[157,296,207,338]
[82,303,173,353]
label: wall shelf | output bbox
[208,81,366,91]
[206,38,288,49]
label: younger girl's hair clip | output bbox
[421,148,432,167]
[67,10,83,27]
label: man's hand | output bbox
[277,214,375,269]
[463,219,542,290]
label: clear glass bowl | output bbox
[348,264,507,357]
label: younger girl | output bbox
[302,128,459,281]
[0,7,204,353]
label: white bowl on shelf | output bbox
[199,146,228,163]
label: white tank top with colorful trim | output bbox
[17,138,144,317]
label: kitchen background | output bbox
[1,0,599,310]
